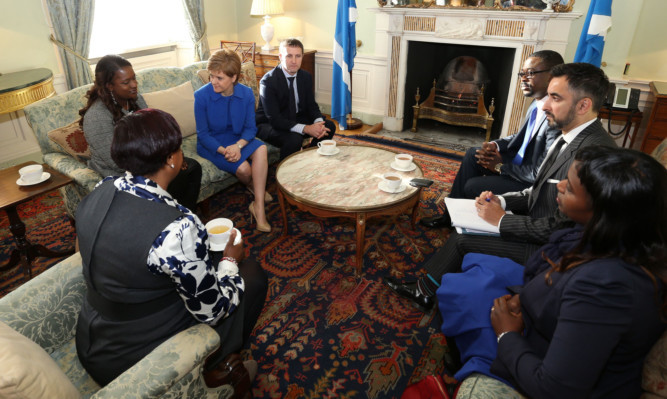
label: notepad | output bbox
[445,197,508,236]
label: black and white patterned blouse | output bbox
[99,173,245,325]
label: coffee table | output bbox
[275,144,424,274]
[0,162,74,280]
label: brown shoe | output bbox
[203,352,252,397]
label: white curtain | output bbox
[181,0,211,62]
[46,0,95,89]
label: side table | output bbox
[0,162,74,280]
[598,107,643,148]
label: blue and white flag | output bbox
[573,0,612,67]
[331,0,358,130]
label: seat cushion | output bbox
[0,321,82,399]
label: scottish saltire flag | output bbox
[573,0,612,67]
[331,0,358,130]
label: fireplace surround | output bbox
[372,6,580,138]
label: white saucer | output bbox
[390,161,417,172]
[317,147,340,156]
[378,181,408,194]
[16,172,50,186]
[209,228,242,252]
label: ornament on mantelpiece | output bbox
[542,0,559,12]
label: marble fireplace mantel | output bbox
[371,6,581,137]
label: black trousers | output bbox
[167,157,202,212]
[205,255,268,369]
[423,231,532,282]
[449,147,531,199]
[256,118,337,160]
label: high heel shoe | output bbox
[249,201,271,233]
[246,187,273,203]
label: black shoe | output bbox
[383,276,435,312]
[419,212,452,229]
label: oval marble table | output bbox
[275,144,424,274]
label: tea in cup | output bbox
[19,164,43,184]
[205,218,237,250]
[382,172,403,191]
[317,140,337,154]
[394,154,413,169]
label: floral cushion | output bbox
[47,121,91,162]
[650,138,667,169]
[456,373,527,399]
[642,331,667,398]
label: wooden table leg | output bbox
[278,189,289,237]
[355,213,367,275]
[0,205,74,280]
[409,188,423,230]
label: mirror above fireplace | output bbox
[376,0,575,13]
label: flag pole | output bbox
[346,63,362,130]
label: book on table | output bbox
[445,197,508,237]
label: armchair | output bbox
[0,253,238,399]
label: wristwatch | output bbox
[494,163,503,173]
[236,142,244,149]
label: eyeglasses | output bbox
[517,69,550,79]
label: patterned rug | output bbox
[0,191,76,296]
[0,136,463,397]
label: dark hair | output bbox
[530,50,564,71]
[111,109,182,176]
[553,147,667,312]
[550,63,610,112]
[279,38,304,53]
[78,55,142,126]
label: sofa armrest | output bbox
[92,324,232,399]
[0,253,85,353]
[44,152,103,192]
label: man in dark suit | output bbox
[385,63,617,312]
[421,50,564,228]
[255,38,336,160]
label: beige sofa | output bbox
[23,61,278,219]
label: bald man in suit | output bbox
[385,63,617,312]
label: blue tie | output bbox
[512,103,539,165]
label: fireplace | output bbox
[372,7,581,138]
[404,41,516,139]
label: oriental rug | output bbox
[0,136,463,397]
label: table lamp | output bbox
[250,0,284,51]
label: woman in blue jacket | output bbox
[195,49,270,232]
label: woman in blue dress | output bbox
[195,49,271,232]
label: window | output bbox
[89,0,191,58]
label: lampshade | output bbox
[250,0,284,16]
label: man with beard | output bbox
[421,50,563,229]
[384,63,616,312]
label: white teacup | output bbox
[394,154,413,169]
[205,218,241,250]
[317,139,337,154]
[19,165,43,184]
[382,172,403,191]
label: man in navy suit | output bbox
[385,63,617,312]
[421,50,564,228]
[255,38,336,160]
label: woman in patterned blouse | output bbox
[75,108,267,387]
